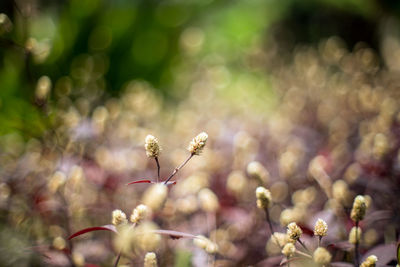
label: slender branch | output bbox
[355,221,359,267]
[318,236,322,247]
[114,252,121,267]
[155,157,160,183]
[264,208,282,249]
[297,239,311,254]
[164,153,193,184]
[295,250,312,259]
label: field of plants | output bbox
[0,0,399,266]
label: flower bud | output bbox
[247,161,269,184]
[314,219,328,237]
[142,184,168,211]
[287,222,302,241]
[145,135,161,158]
[112,209,128,226]
[350,195,367,222]
[188,132,208,155]
[130,204,149,224]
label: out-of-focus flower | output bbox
[360,255,378,267]
[349,226,362,244]
[256,186,272,209]
[313,247,331,265]
[142,184,168,211]
[198,188,219,212]
[194,235,218,254]
[281,243,295,257]
[247,161,269,184]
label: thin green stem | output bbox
[297,239,311,254]
[264,208,282,249]
[164,153,193,184]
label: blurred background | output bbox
[1,0,400,266]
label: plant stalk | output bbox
[164,153,193,184]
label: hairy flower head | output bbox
[145,135,161,158]
[144,252,158,267]
[287,222,302,241]
[256,186,272,210]
[351,195,367,222]
[112,209,128,226]
[130,204,149,224]
[314,219,328,237]
[188,132,208,155]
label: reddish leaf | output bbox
[126,180,177,186]
[68,225,117,240]
[151,229,197,239]
[361,243,396,265]
[126,179,153,185]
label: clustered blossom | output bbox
[130,204,149,224]
[193,235,218,254]
[313,247,332,265]
[360,255,378,267]
[144,252,158,267]
[111,209,128,226]
[351,195,367,222]
[287,222,302,241]
[281,242,296,257]
[188,132,208,155]
[145,135,161,158]
[314,218,328,237]
[256,186,272,210]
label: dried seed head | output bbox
[112,209,128,226]
[188,132,208,155]
[145,135,161,158]
[247,161,269,184]
[281,243,296,257]
[314,219,328,237]
[313,247,332,265]
[287,222,302,241]
[130,204,149,224]
[349,226,362,244]
[360,255,378,267]
[256,186,272,210]
[144,252,158,267]
[142,183,168,211]
[351,195,367,222]
[194,235,219,254]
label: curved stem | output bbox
[164,154,193,184]
[295,250,312,259]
